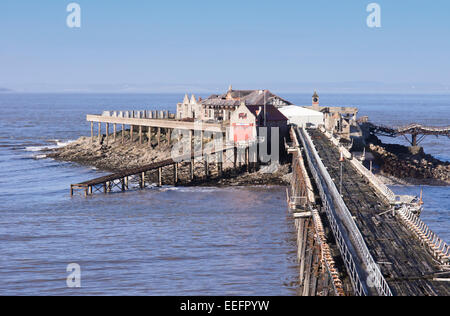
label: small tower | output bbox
[312,91,319,109]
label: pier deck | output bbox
[307,129,450,296]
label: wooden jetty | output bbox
[70,145,253,196]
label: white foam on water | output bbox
[24,139,75,153]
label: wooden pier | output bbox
[70,145,253,196]
[288,125,450,296]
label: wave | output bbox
[24,139,75,153]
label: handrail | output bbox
[299,127,393,296]
[397,206,450,265]
[321,127,397,203]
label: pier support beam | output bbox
[167,129,172,146]
[91,122,94,143]
[205,155,209,178]
[106,123,109,143]
[158,167,162,187]
[217,151,223,177]
[130,125,134,143]
[190,158,195,180]
[98,122,101,142]
[245,147,249,172]
[113,124,117,141]
[157,127,161,146]
[173,163,178,185]
[139,126,143,144]
[122,124,125,144]
[140,172,145,189]
[148,127,152,146]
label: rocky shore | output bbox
[367,141,450,186]
[47,135,291,187]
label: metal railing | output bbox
[397,206,450,265]
[321,128,397,203]
[298,127,393,296]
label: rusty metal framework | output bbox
[364,122,450,146]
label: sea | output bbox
[0,92,448,295]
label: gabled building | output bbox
[177,85,293,122]
[230,101,288,143]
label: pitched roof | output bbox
[246,104,288,122]
[203,89,293,107]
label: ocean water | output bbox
[0,92,448,295]
[0,93,298,296]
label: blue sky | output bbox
[0,0,449,92]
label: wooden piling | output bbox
[130,125,134,142]
[113,123,117,141]
[140,172,145,189]
[139,125,143,144]
[158,167,162,186]
[173,163,178,185]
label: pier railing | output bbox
[298,127,393,296]
[397,206,450,266]
[321,128,397,203]
[102,110,173,119]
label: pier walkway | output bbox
[299,127,449,296]
[71,145,249,196]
